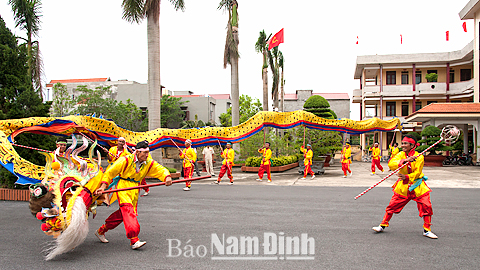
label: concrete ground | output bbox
[1,160,479,269]
[192,160,480,190]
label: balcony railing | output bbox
[358,79,473,98]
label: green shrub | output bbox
[303,95,330,109]
[165,166,177,173]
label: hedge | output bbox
[245,155,298,167]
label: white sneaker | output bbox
[183,187,190,191]
[228,182,234,185]
[301,177,306,180]
[371,172,375,175]
[267,180,271,183]
[423,231,438,239]
[131,240,146,250]
[349,172,353,177]
[256,178,263,181]
[142,191,149,197]
[311,175,315,180]
[212,181,220,185]
[95,230,109,243]
[342,175,347,178]
[372,226,384,233]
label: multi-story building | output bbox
[353,41,474,157]
[283,90,351,119]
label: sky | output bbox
[0,0,475,121]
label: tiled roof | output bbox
[172,95,204,98]
[208,94,231,100]
[46,78,108,87]
[284,93,350,100]
[414,103,480,113]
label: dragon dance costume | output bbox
[96,152,171,246]
[258,146,272,182]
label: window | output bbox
[415,103,422,112]
[460,69,472,81]
[449,69,455,83]
[427,101,437,105]
[401,71,409,84]
[401,102,409,116]
[415,71,422,84]
[386,71,396,85]
[386,102,396,117]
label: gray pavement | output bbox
[0,160,479,269]
[195,160,480,189]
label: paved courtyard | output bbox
[0,161,479,269]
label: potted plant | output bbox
[416,126,452,166]
[425,73,438,82]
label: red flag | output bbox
[400,34,402,44]
[268,28,284,50]
[446,31,449,41]
[463,22,467,32]
[356,36,359,44]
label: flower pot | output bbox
[423,155,445,167]
[0,188,30,201]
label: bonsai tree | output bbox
[416,126,453,155]
[303,95,335,119]
[300,96,342,158]
[425,73,438,82]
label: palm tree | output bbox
[121,0,185,132]
[279,52,284,112]
[255,30,271,112]
[9,0,44,99]
[218,0,240,128]
[268,46,282,111]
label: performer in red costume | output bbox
[94,141,172,249]
[256,142,272,182]
[372,134,438,239]
[369,142,384,175]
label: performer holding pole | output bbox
[256,142,272,183]
[300,144,315,180]
[341,141,352,178]
[372,133,438,239]
[179,139,196,191]
[93,141,172,250]
[213,141,234,185]
[369,142,384,175]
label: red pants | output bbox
[371,158,383,173]
[183,166,193,187]
[304,164,314,177]
[140,178,149,192]
[99,203,140,245]
[341,163,351,176]
[218,164,233,182]
[258,164,271,180]
[380,192,433,231]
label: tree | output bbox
[51,83,74,117]
[300,95,342,156]
[304,95,335,119]
[8,0,44,99]
[279,51,285,112]
[121,0,185,132]
[72,85,147,132]
[416,126,452,155]
[219,0,240,128]
[0,17,54,188]
[219,94,262,127]
[161,94,186,128]
[255,30,270,112]
[267,46,283,111]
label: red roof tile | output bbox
[414,103,480,113]
[48,78,108,84]
[313,93,350,99]
[283,92,350,100]
[208,94,231,100]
